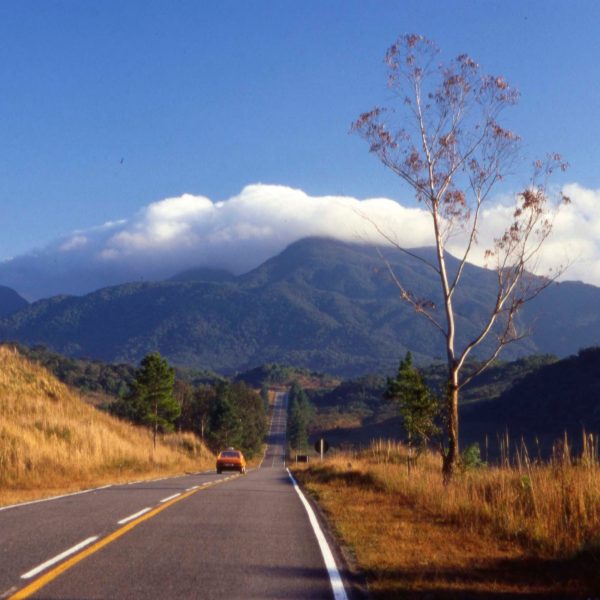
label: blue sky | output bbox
[1,1,599,296]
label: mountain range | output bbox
[0,237,599,376]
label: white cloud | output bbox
[96,184,433,268]
[536,183,600,284]
[1,182,599,300]
[59,234,88,252]
[440,183,600,286]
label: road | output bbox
[0,392,349,599]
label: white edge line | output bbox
[159,492,181,503]
[21,536,99,579]
[0,485,112,513]
[287,469,348,600]
[117,507,151,524]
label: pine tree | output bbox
[287,381,313,452]
[129,352,180,448]
[231,382,267,457]
[209,382,242,450]
[386,352,440,470]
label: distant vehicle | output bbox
[216,448,247,474]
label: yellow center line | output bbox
[10,477,233,600]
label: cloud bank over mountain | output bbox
[0,185,432,299]
[1,183,598,300]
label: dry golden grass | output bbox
[0,346,214,506]
[292,440,600,598]
[313,408,364,431]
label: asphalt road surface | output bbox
[0,392,349,599]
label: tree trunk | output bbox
[442,370,460,483]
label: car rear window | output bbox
[220,451,240,458]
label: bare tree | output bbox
[353,34,569,481]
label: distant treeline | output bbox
[8,343,227,399]
[9,343,136,398]
[235,363,337,389]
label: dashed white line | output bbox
[117,507,151,524]
[185,485,199,492]
[287,469,348,600]
[0,586,17,599]
[21,537,99,579]
[159,493,181,503]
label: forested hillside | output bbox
[306,350,600,456]
[9,343,136,399]
[462,346,600,451]
[8,343,223,400]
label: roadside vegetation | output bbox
[0,346,213,507]
[286,381,314,455]
[5,342,268,459]
[293,439,600,598]
[297,349,600,595]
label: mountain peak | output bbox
[0,285,29,318]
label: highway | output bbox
[0,392,349,599]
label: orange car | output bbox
[216,448,246,474]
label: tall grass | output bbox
[294,440,600,596]
[0,346,213,505]
[341,437,600,557]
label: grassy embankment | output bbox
[293,439,600,598]
[0,346,214,506]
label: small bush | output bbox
[461,443,486,471]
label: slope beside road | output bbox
[0,392,350,600]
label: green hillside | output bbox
[461,346,600,451]
[306,350,600,458]
[1,238,600,376]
